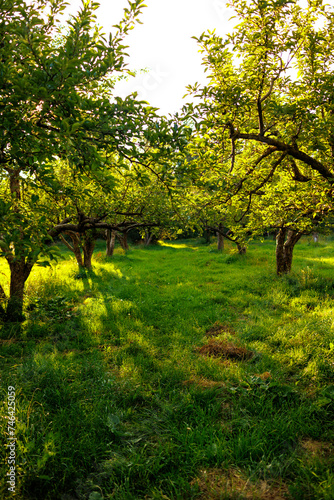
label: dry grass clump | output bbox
[301,438,334,458]
[197,339,253,360]
[191,468,289,499]
[206,321,236,337]
[182,376,226,389]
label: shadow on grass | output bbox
[1,241,334,499]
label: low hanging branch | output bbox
[226,122,334,183]
[48,215,159,239]
[206,224,246,254]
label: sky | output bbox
[65,0,235,115]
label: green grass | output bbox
[1,236,334,499]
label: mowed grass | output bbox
[0,236,334,499]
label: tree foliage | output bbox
[0,0,190,322]
[185,0,334,273]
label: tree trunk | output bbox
[0,283,6,319]
[217,223,224,251]
[3,169,34,322]
[60,232,84,268]
[106,229,116,257]
[276,228,302,275]
[144,230,153,246]
[203,229,211,244]
[83,232,95,270]
[144,230,158,246]
[6,258,34,322]
[236,242,246,255]
[117,232,129,251]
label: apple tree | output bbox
[185,0,334,273]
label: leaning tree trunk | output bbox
[223,229,246,255]
[106,229,116,257]
[217,223,224,251]
[116,232,129,251]
[6,257,34,322]
[276,228,303,275]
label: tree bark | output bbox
[83,232,95,270]
[0,283,6,319]
[204,229,211,244]
[144,230,153,246]
[0,283,6,301]
[6,258,34,322]
[60,232,84,268]
[116,232,129,251]
[236,242,246,255]
[106,229,116,257]
[217,223,224,251]
[276,228,302,275]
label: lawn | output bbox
[1,236,334,499]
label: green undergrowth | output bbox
[0,236,334,499]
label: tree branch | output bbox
[234,131,334,182]
[289,158,311,182]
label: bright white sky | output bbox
[65,0,235,115]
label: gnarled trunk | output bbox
[2,168,35,322]
[6,258,34,322]
[83,232,95,270]
[276,228,302,275]
[60,230,95,270]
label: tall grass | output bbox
[0,236,334,499]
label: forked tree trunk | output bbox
[276,228,302,275]
[60,231,95,270]
[60,232,83,268]
[106,229,116,257]
[116,232,129,251]
[217,223,224,251]
[6,258,34,322]
[144,230,153,246]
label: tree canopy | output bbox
[0,0,190,321]
[184,0,334,273]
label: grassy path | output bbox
[1,238,334,499]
